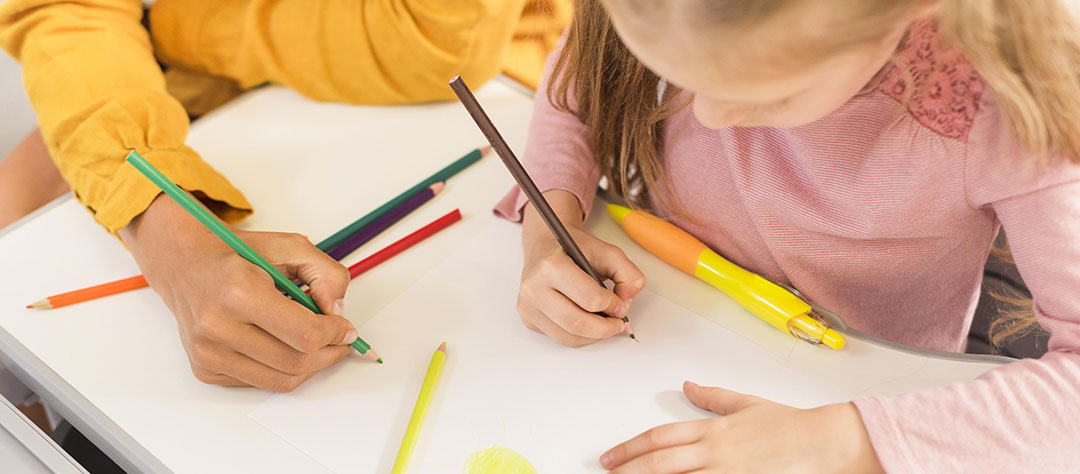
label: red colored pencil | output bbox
[27,210,462,309]
[348,209,462,278]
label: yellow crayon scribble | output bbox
[463,446,537,474]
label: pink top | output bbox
[495,21,1080,472]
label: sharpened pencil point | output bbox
[26,299,51,310]
[362,348,382,363]
[430,181,445,194]
[479,145,492,157]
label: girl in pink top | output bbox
[495,0,1080,472]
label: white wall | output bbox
[0,50,37,158]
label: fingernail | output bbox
[621,322,630,334]
[332,299,345,315]
[600,451,613,468]
[686,380,699,388]
[612,300,626,318]
[341,327,358,345]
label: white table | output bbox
[0,78,1009,473]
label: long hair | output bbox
[549,0,1080,347]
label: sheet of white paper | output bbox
[249,219,853,472]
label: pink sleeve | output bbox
[852,96,1080,472]
[493,39,603,222]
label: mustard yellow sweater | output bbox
[0,0,569,232]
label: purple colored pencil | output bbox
[325,182,444,261]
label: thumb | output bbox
[683,381,760,415]
[264,233,352,315]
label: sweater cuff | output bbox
[492,175,598,223]
[852,397,916,473]
[80,148,252,233]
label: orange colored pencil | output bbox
[28,209,463,310]
[27,275,149,310]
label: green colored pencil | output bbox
[316,146,489,252]
[125,150,380,362]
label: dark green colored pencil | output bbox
[316,147,488,252]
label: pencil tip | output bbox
[479,145,492,157]
[363,348,382,363]
[438,341,447,352]
[26,300,49,310]
[25,305,32,309]
[430,181,445,194]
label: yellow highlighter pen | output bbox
[608,204,844,349]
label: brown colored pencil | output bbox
[449,75,636,340]
[27,275,149,310]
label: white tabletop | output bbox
[0,78,1009,473]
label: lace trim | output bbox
[878,20,985,141]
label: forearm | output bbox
[0,0,251,231]
[150,0,528,104]
[521,190,585,254]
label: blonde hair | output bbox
[550,0,1080,348]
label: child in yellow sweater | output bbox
[0,0,568,391]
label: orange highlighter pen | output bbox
[608,204,844,349]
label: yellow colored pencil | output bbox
[391,341,447,474]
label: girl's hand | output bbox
[601,381,885,473]
[120,195,358,392]
[517,190,646,347]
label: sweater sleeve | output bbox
[0,0,251,232]
[147,0,529,105]
[852,95,1080,473]
[492,38,602,222]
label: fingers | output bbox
[522,253,627,339]
[189,366,246,387]
[516,299,598,347]
[236,278,358,352]
[601,421,705,471]
[517,285,625,347]
[259,232,352,314]
[188,345,316,392]
[545,255,628,319]
[582,241,646,303]
[539,285,626,339]
[606,445,707,474]
[231,323,351,375]
[683,381,761,415]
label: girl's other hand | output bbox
[120,194,358,392]
[600,381,885,473]
[517,190,646,347]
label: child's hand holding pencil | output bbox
[516,190,646,347]
[120,194,364,392]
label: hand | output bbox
[121,194,358,392]
[600,381,884,473]
[516,190,646,346]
